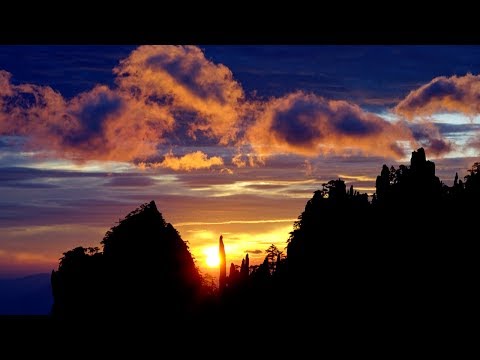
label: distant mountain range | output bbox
[0,273,52,315]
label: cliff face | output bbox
[51,201,202,319]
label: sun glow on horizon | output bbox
[189,224,294,272]
[204,246,220,268]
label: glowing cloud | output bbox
[0,74,174,162]
[396,73,480,119]
[140,151,224,171]
[113,45,245,144]
[0,46,248,167]
[244,92,414,160]
[0,46,460,170]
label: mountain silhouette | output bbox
[51,200,203,320]
[222,147,478,326]
[49,148,477,332]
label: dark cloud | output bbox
[436,123,480,135]
[427,138,453,156]
[408,123,453,157]
[403,79,461,109]
[334,114,381,135]
[0,182,59,189]
[245,249,262,254]
[396,74,480,118]
[0,136,25,149]
[67,90,123,146]
[0,167,109,183]
[245,92,413,160]
[271,98,325,146]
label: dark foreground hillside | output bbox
[50,148,478,333]
[51,201,203,320]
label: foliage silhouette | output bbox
[51,200,203,320]
[51,148,477,329]
[221,147,478,325]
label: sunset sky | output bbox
[1,45,480,278]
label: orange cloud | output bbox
[232,153,247,168]
[0,75,175,163]
[0,71,70,143]
[139,151,224,171]
[113,45,245,144]
[243,92,414,161]
[1,46,457,169]
[396,73,480,119]
[0,71,14,96]
[0,46,248,166]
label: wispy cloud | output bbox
[338,174,376,182]
[175,218,296,226]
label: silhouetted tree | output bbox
[51,201,203,320]
[464,162,480,195]
[265,244,282,274]
[50,148,480,330]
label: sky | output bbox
[1,45,480,278]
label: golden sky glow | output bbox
[183,223,294,273]
[203,246,220,268]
